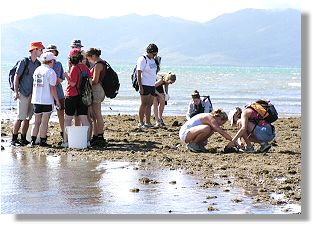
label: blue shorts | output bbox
[254,124,275,142]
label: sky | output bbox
[0,0,301,24]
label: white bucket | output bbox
[66,126,89,149]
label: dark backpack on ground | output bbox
[96,61,120,99]
[247,99,278,123]
[9,57,30,91]
[77,67,93,106]
[131,56,160,91]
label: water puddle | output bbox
[1,140,300,214]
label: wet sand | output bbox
[1,115,301,207]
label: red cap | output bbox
[69,48,81,57]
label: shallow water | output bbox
[1,140,300,214]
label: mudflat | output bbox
[1,115,301,207]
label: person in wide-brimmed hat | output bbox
[11,41,44,146]
[70,39,84,48]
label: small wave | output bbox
[288,82,301,87]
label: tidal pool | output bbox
[1,141,300,214]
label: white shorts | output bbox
[179,124,192,143]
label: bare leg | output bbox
[39,112,51,138]
[31,114,42,137]
[57,109,65,134]
[21,120,30,135]
[144,95,154,124]
[185,125,213,144]
[153,97,160,123]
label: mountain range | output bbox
[1,8,300,67]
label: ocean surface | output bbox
[1,63,301,119]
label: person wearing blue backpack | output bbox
[11,41,44,146]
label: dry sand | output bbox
[1,115,301,207]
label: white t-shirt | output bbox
[136,55,157,86]
[31,64,57,105]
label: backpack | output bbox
[77,67,93,106]
[247,100,278,123]
[9,57,30,91]
[131,55,160,91]
[96,61,120,99]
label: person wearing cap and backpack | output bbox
[46,44,66,143]
[228,100,277,153]
[10,41,44,146]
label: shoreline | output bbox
[0,115,301,209]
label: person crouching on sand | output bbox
[179,109,236,152]
[228,105,275,153]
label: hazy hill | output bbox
[1,9,300,67]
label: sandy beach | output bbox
[1,115,301,208]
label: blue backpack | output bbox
[9,57,30,91]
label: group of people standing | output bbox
[10,40,109,147]
[10,41,176,148]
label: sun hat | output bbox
[70,39,84,48]
[29,41,45,52]
[46,44,59,56]
[41,52,56,62]
[228,108,237,127]
[69,48,81,57]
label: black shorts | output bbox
[141,85,156,96]
[33,104,53,114]
[64,95,88,116]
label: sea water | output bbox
[1,63,301,119]
[0,142,301,214]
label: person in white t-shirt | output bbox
[136,43,160,128]
[30,52,60,147]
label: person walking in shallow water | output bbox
[179,109,236,152]
[136,43,160,128]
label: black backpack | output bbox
[77,67,93,106]
[131,56,160,91]
[9,57,30,91]
[96,61,120,99]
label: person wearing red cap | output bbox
[62,48,92,148]
[11,41,45,146]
